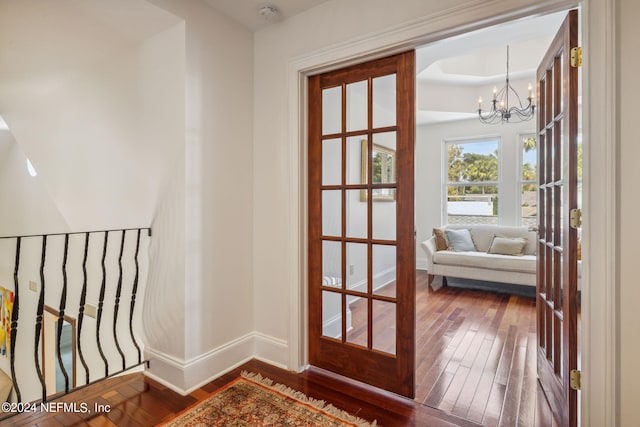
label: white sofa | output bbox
[421,224,537,291]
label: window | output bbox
[520,133,537,226]
[445,138,499,224]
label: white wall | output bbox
[1,0,254,397]
[0,131,69,236]
[0,0,183,232]
[0,0,180,401]
[618,0,640,424]
[144,0,255,392]
[415,117,535,268]
[417,77,534,115]
[1,0,255,395]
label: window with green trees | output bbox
[446,139,499,224]
[520,134,537,226]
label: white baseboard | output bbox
[144,331,292,395]
[144,348,190,394]
[321,309,352,338]
[348,266,397,294]
[253,332,288,369]
[322,313,341,339]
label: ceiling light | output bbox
[477,46,535,124]
[258,4,280,22]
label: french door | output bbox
[536,9,579,427]
[308,51,415,397]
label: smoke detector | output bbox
[258,4,281,22]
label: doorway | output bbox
[41,306,76,397]
[412,8,580,426]
[294,1,612,425]
[306,6,581,426]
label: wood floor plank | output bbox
[452,336,493,418]
[439,365,471,413]
[465,370,496,423]
[517,333,539,427]
[86,416,118,427]
[534,381,559,427]
[494,325,518,386]
[499,340,526,426]
[482,381,506,427]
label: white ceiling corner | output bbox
[415,10,567,125]
[203,0,331,31]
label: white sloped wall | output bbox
[0,0,189,399]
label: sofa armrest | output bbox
[420,236,437,272]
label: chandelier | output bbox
[477,46,535,124]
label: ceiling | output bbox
[0,1,567,132]
[198,2,567,125]
[416,11,566,82]
[415,10,567,124]
[203,0,331,31]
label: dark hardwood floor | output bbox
[4,271,556,427]
[347,271,557,427]
[414,272,556,426]
[4,359,481,427]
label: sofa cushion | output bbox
[445,228,476,252]
[488,236,527,256]
[445,224,536,255]
[433,227,448,251]
[432,250,536,274]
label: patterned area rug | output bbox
[159,371,378,426]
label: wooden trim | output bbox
[396,50,416,396]
[308,74,322,365]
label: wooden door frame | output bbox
[535,10,579,425]
[284,1,616,424]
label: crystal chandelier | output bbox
[477,46,535,124]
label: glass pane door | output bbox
[308,51,415,398]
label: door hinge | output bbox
[570,369,581,390]
[570,208,582,229]
[570,47,582,67]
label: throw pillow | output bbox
[488,236,527,256]
[444,228,476,252]
[432,227,448,251]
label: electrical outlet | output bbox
[84,304,97,319]
[349,265,354,275]
[29,280,38,292]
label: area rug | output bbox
[159,371,378,426]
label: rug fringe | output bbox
[241,371,377,427]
